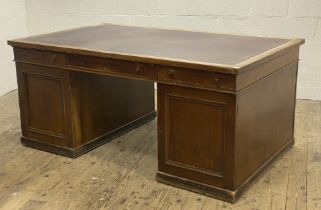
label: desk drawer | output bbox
[14,48,66,66]
[67,54,157,80]
[158,67,235,91]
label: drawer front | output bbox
[67,54,157,80]
[158,67,235,91]
[14,48,66,67]
[14,49,235,91]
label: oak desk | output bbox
[8,24,304,202]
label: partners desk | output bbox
[8,24,304,202]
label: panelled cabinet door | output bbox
[157,84,236,188]
[16,62,73,148]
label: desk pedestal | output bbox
[157,62,297,202]
[16,62,156,158]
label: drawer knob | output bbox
[169,69,176,78]
[213,78,219,83]
[52,54,58,62]
[136,64,142,73]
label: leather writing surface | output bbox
[14,24,289,66]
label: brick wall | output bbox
[1,0,321,99]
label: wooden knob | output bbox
[213,78,219,83]
[52,54,58,62]
[168,69,175,78]
[136,64,142,73]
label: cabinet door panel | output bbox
[166,94,225,176]
[157,84,236,187]
[24,73,66,136]
[16,62,73,147]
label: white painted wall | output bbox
[1,0,321,99]
[0,0,28,96]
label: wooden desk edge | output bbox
[235,38,305,73]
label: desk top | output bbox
[8,24,304,74]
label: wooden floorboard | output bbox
[0,90,320,210]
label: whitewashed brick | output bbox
[249,0,289,17]
[117,0,159,15]
[25,0,52,14]
[203,0,250,16]
[27,13,95,36]
[26,0,116,16]
[205,17,267,36]
[127,16,268,37]
[296,42,321,99]
[297,69,321,88]
[158,0,204,16]
[128,16,210,31]
[314,20,321,42]
[0,0,25,18]
[48,14,93,30]
[0,16,28,39]
[87,15,134,26]
[0,40,13,63]
[26,14,56,35]
[298,43,321,73]
[78,0,118,15]
[25,0,74,14]
[264,18,317,40]
[288,0,321,17]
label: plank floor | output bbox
[0,90,320,210]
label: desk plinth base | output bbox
[20,111,156,158]
[157,139,294,203]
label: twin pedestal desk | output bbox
[8,24,304,202]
